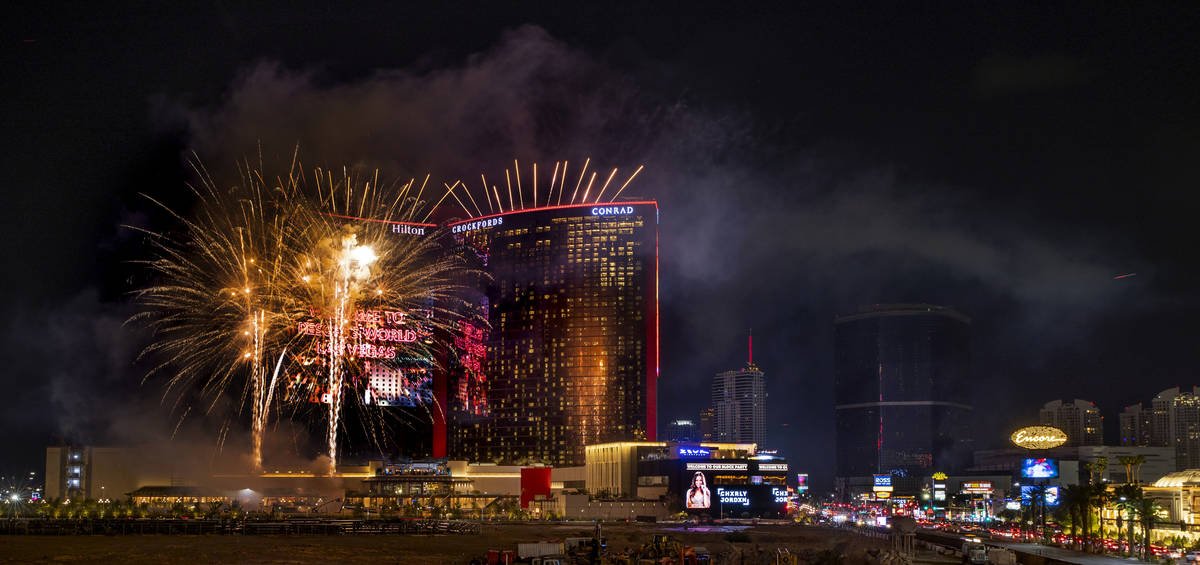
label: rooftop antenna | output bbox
[748,328,754,369]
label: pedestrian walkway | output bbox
[996,542,1141,565]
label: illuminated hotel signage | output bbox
[452,216,503,234]
[873,474,893,493]
[686,462,748,471]
[1011,426,1068,450]
[591,205,634,216]
[678,447,711,458]
[961,481,993,494]
[390,224,426,235]
[758,463,788,472]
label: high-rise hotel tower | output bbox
[446,202,659,465]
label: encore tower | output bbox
[446,202,659,466]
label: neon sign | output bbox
[678,447,711,458]
[686,462,747,471]
[591,205,634,216]
[1011,426,1068,449]
[452,216,503,234]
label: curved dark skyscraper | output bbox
[834,304,972,484]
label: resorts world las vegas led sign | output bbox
[1010,426,1068,450]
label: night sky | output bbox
[4,3,1200,489]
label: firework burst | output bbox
[131,152,476,473]
[285,168,474,472]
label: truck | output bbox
[961,537,988,565]
[517,542,565,560]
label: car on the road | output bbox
[1184,550,1200,562]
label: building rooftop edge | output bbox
[834,303,971,324]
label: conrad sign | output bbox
[1011,426,1068,450]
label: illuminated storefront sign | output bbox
[452,216,504,234]
[678,447,711,458]
[876,491,892,499]
[758,463,788,471]
[961,481,993,494]
[717,487,750,506]
[686,462,749,471]
[873,474,893,492]
[772,487,788,504]
[591,205,634,216]
[1011,426,1068,450]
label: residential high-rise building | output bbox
[664,419,699,443]
[1039,399,1103,446]
[834,304,973,482]
[698,408,715,442]
[1150,387,1200,470]
[711,360,766,445]
[1120,403,1152,446]
[445,201,659,466]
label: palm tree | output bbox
[1060,485,1088,548]
[1135,496,1163,561]
[1114,484,1142,555]
[1119,456,1137,484]
[1085,458,1109,484]
[1131,455,1146,484]
[1090,484,1112,551]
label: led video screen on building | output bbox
[680,459,788,517]
[290,306,437,408]
[684,470,712,509]
[1021,485,1060,506]
[1021,458,1059,479]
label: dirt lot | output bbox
[0,523,886,564]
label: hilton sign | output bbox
[1011,426,1068,450]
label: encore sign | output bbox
[1011,426,1068,450]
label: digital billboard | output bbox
[680,459,789,517]
[1021,485,1060,506]
[796,474,809,492]
[961,481,992,494]
[684,471,711,509]
[1021,458,1059,479]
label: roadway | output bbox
[915,528,1142,565]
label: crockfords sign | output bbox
[1011,426,1068,450]
[452,216,504,234]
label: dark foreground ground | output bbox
[0,523,887,564]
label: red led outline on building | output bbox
[322,212,439,228]
[445,201,659,226]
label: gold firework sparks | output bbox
[445,159,648,220]
[131,151,478,474]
